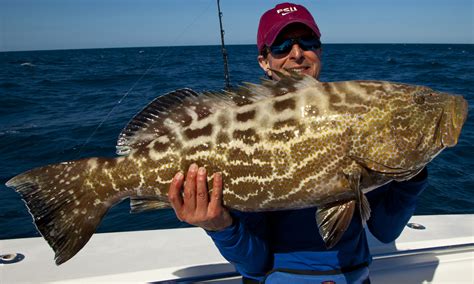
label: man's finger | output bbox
[196,167,209,213]
[208,172,224,213]
[168,172,184,214]
[183,163,198,212]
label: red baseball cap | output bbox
[257,2,321,54]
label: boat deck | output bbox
[1,214,473,283]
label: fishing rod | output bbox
[217,0,231,89]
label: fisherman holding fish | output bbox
[7,0,468,278]
[168,3,429,283]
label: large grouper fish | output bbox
[6,73,468,265]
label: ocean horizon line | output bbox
[2,42,472,53]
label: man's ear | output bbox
[258,55,272,77]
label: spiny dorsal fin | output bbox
[116,88,241,155]
[117,88,199,155]
[116,74,318,154]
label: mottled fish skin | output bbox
[117,78,467,211]
[5,75,468,264]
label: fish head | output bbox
[353,83,468,179]
[388,86,468,152]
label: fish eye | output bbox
[413,93,425,105]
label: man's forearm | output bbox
[207,212,272,277]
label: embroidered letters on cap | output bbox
[276,6,297,16]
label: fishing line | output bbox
[75,0,215,158]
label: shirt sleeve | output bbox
[366,167,429,243]
[205,211,272,278]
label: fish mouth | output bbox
[441,95,468,147]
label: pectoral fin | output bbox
[130,197,171,213]
[316,200,356,249]
[316,168,371,248]
[350,155,418,180]
[346,167,371,224]
[356,184,371,224]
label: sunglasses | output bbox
[269,37,322,56]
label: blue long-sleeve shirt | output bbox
[207,168,428,281]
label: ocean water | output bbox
[1,44,473,240]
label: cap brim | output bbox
[264,19,321,49]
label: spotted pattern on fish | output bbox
[97,78,465,212]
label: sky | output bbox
[1,0,473,52]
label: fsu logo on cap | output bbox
[276,6,297,16]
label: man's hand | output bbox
[168,164,233,231]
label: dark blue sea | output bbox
[1,44,473,240]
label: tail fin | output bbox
[6,158,123,265]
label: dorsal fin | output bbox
[116,88,239,155]
[116,88,200,155]
[116,73,318,155]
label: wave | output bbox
[0,130,20,136]
[386,57,398,64]
[20,62,35,67]
[0,124,39,136]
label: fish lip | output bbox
[441,95,468,147]
[455,96,469,128]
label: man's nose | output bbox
[288,43,304,61]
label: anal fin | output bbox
[130,197,171,213]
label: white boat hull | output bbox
[1,214,473,283]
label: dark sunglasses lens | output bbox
[298,38,321,50]
[270,37,321,55]
[270,39,293,55]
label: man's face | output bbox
[258,24,322,81]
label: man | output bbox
[168,3,428,283]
